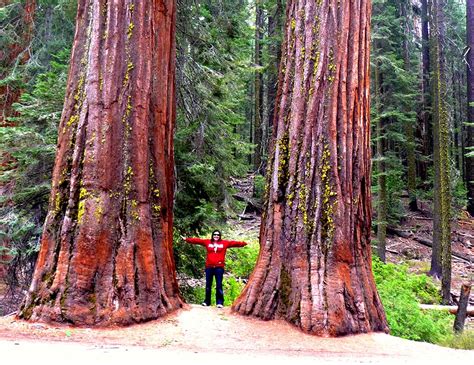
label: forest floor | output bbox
[383,205,474,310]
[0,304,473,364]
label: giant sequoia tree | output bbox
[233,0,388,336]
[18,0,183,325]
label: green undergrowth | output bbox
[373,257,473,349]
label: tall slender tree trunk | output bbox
[373,53,386,263]
[401,2,417,211]
[419,0,431,183]
[451,69,461,178]
[254,0,264,173]
[466,0,474,216]
[265,0,284,152]
[429,0,451,304]
[457,70,466,182]
[18,0,183,325]
[233,0,388,336]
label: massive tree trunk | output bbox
[429,0,451,304]
[18,0,183,325]
[233,0,388,336]
[467,0,474,216]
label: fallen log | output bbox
[419,304,474,317]
[387,227,473,263]
[454,231,474,240]
[387,227,412,239]
[232,193,263,213]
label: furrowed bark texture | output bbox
[233,0,388,336]
[429,0,451,303]
[18,0,183,325]
[467,0,474,216]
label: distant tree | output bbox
[419,0,432,183]
[233,0,388,336]
[265,0,284,152]
[373,54,387,263]
[401,1,417,211]
[466,0,474,216]
[0,0,36,125]
[18,0,183,325]
[429,0,452,304]
[254,0,264,173]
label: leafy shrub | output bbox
[225,242,259,278]
[372,257,452,343]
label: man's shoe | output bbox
[202,302,209,307]
[216,304,223,308]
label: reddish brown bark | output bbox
[18,0,183,325]
[233,0,388,336]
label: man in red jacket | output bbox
[184,230,247,308]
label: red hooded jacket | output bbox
[185,237,247,268]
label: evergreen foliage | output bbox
[0,1,76,112]
[0,49,70,290]
[371,0,420,225]
[174,0,254,233]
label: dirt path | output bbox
[0,304,472,363]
